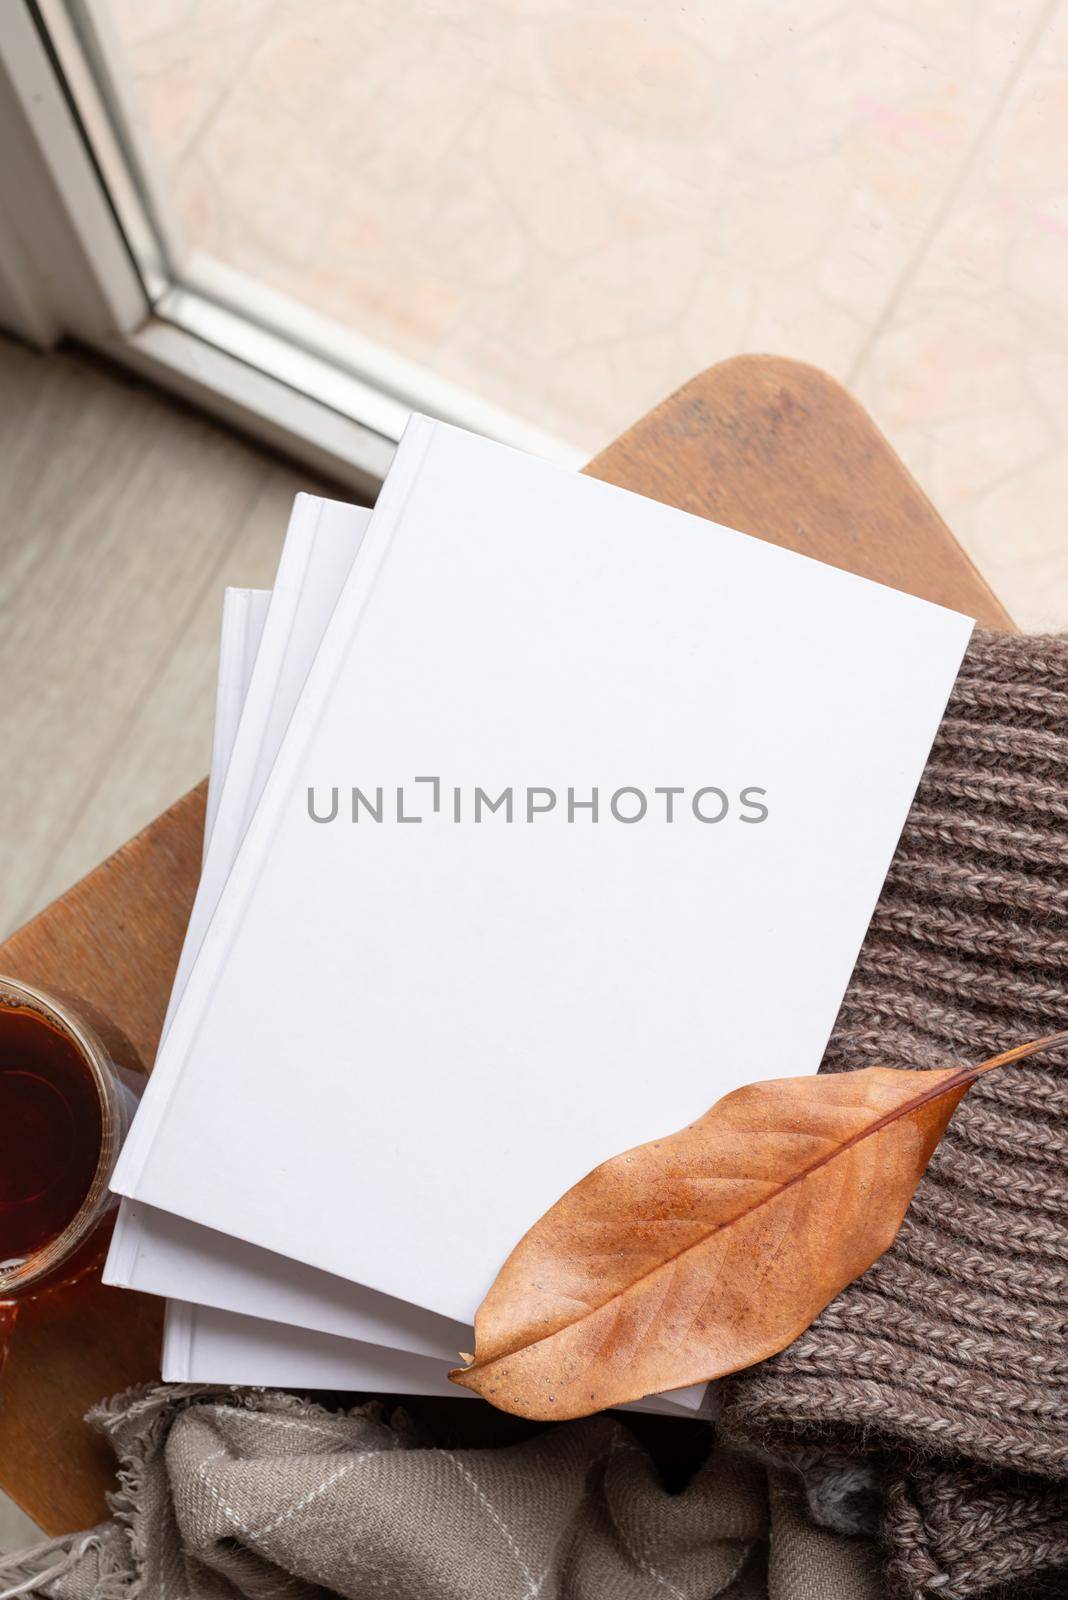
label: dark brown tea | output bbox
[0,1003,102,1271]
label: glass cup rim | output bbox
[0,974,125,1296]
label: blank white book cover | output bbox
[159,590,698,1413]
[114,416,974,1330]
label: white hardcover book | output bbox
[106,499,384,1319]
[161,1302,471,1391]
[114,417,973,1350]
[160,593,698,1414]
[144,1209,470,1363]
[161,1304,707,1416]
[104,502,709,1402]
[105,498,371,1289]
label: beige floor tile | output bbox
[105,0,1049,453]
[106,0,278,169]
[851,8,1068,630]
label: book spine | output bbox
[100,1197,138,1284]
[204,586,270,860]
[204,588,251,861]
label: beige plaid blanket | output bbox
[0,1385,880,1599]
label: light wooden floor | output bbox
[0,336,333,1551]
[0,336,332,944]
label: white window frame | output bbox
[0,1,579,495]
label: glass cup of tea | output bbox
[0,976,144,1342]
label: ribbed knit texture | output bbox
[723,630,1068,1600]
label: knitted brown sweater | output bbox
[723,630,1068,1600]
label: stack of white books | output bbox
[104,417,973,1414]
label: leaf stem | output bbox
[965,1028,1068,1082]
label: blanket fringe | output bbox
[0,1527,125,1600]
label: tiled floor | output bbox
[107,0,1068,628]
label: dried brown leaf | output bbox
[451,1032,1067,1419]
